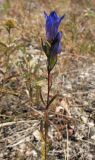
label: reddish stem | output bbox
[47,70,50,109]
[45,69,51,159]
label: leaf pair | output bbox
[40,88,58,109]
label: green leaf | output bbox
[48,94,58,107]
[41,39,51,57]
[48,55,57,72]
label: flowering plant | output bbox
[42,11,64,72]
[42,11,64,159]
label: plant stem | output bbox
[47,70,50,109]
[44,69,51,160]
[44,109,48,160]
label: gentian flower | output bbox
[50,31,62,55]
[44,11,64,41]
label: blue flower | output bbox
[50,31,62,55]
[44,11,64,41]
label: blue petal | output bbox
[51,42,62,55]
[46,16,59,40]
[56,31,62,41]
[51,32,62,55]
[60,15,65,21]
[50,11,59,20]
[44,11,64,41]
[46,16,54,40]
[56,15,64,28]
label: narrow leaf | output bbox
[40,89,46,106]
[48,55,57,72]
[48,94,58,107]
[41,39,51,57]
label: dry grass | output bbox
[0,0,95,159]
